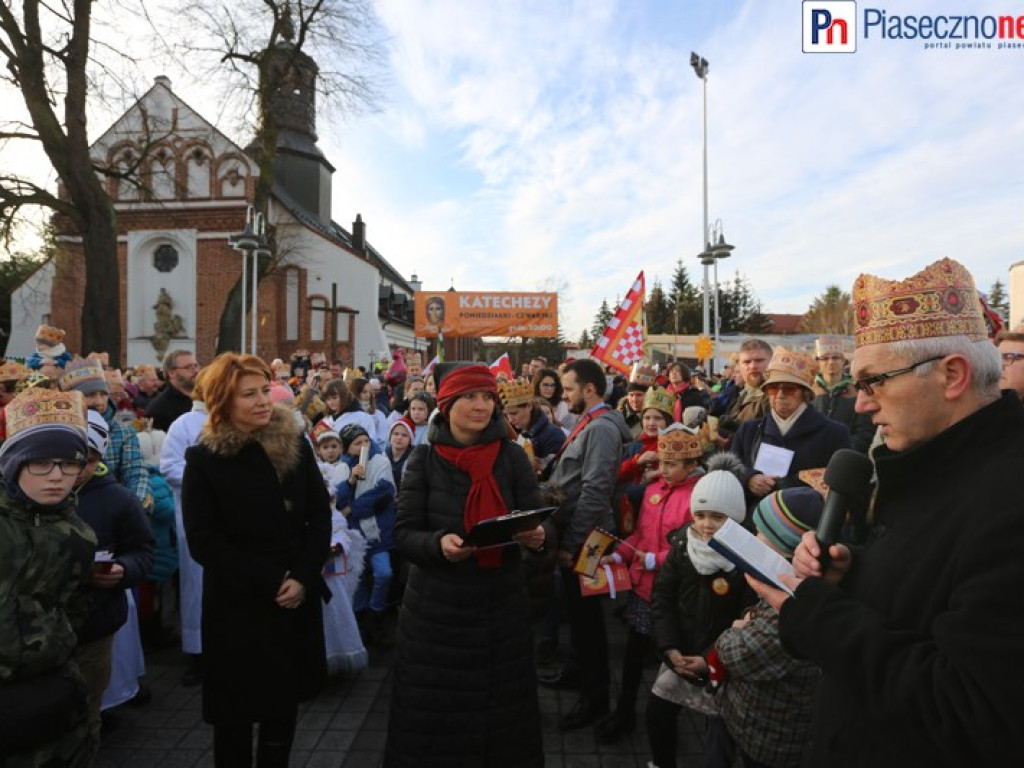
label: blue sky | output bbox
[5,0,1023,340]
[320,0,1024,337]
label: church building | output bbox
[9,41,419,369]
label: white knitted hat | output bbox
[690,470,746,522]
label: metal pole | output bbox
[251,251,259,356]
[701,74,710,340]
[713,256,720,365]
[240,250,247,355]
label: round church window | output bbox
[154,244,179,273]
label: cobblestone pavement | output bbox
[96,603,710,767]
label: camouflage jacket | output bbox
[0,482,96,683]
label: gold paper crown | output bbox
[134,364,157,379]
[105,369,124,387]
[0,361,28,381]
[763,346,816,390]
[15,371,54,394]
[35,324,65,346]
[342,368,362,382]
[658,424,703,461]
[641,386,675,418]
[407,352,423,366]
[630,362,657,386]
[4,387,87,440]
[59,359,107,392]
[295,385,325,422]
[814,336,844,358]
[498,378,534,409]
[853,258,987,348]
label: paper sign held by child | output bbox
[579,562,631,598]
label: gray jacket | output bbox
[548,407,632,555]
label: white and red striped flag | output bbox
[488,353,514,380]
[591,271,645,375]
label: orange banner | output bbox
[415,291,558,338]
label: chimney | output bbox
[352,214,366,254]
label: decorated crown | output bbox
[641,386,675,418]
[104,369,125,389]
[59,358,107,393]
[134,364,157,379]
[814,336,844,358]
[406,351,423,366]
[310,419,340,444]
[87,351,110,368]
[853,258,987,348]
[658,424,703,461]
[15,371,55,394]
[0,360,28,381]
[630,362,657,386]
[5,387,87,439]
[763,346,816,390]
[34,324,65,346]
[498,378,534,409]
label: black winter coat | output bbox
[812,381,875,453]
[650,525,756,658]
[182,406,331,725]
[780,392,1024,765]
[75,468,154,644]
[731,404,851,497]
[385,416,545,768]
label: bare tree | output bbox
[148,0,385,353]
[0,0,134,359]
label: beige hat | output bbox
[762,346,816,391]
[814,336,844,359]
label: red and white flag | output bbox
[488,353,514,380]
[591,271,645,375]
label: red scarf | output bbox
[434,440,508,568]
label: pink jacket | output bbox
[619,472,700,602]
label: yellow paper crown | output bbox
[853,258,987,348]
[15,371,54,394]
[763,346,816,389]
[641,386,675,418]
[658,424,703,461]
[814,336,844,358]
[4,387,87,440]
[498,378,534,409]
[0,361,28,381]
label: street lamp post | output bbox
[229,206,259,355]
[704,220,734,352]
[690,52,710,339]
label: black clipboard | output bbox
[460,506,558,547]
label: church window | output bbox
[154,244,179,273]
[285,269,299,341]
[310,297,327,341]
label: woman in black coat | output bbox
[385,364,549,768]
[182,354,331,768]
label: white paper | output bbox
[754,443,794,477]
[358,445,369,469]
[710,518,796,596]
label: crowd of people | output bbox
[2,255,1024,767]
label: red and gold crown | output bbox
[763,346,816,390]
[853,258,987,348]
[658,424,703,461]
[35,324,65,347]
[310,419,340,444]
[4,387,87,439]
[498,378,534,409]
[0,360,28,382]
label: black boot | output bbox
[595,706,636,742]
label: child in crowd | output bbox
[680,487,824,768]
[647,454,755,768]
[135,427,178,650]
[334,424,397,646]
[405,391,434,445]
[312,422,346,502]
[596,424,705,743]
[385,418,415,494]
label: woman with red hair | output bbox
[384,364,549,767]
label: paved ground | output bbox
[96,603,710,767]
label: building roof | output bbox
[765,313,803,334]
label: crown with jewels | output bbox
[497,378,534,409]
[658,424,703,461]
[641,386,675,418]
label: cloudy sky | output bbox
[7,0,1024,338]
[322,0,1024,336]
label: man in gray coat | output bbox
[547,359,632,730]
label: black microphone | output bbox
[816,449,873,568]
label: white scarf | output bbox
[770,402,807,437]
[686,526,736,575]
